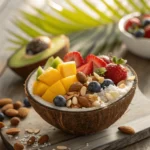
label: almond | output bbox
[14,101,23,109]
[38,135,49,145]
[0,122,5,129]
[27,136,36,146]
[78,96,91,108]
[93,72,104,83]
[127,76,135,81]
[71,104,81,108]
[69,82,83,92]
[5,109,18,117]
[118,83,126,89]
[34,128,40,134]
[25,128,34,134]
[6,128,20,135]
[14,142,24,150]
[57,146,68,150]
[10,117,20,126]
[66,100,72,107]
[118,126,135,135]
[72,97,78,105]
[1,104,14,113]
[80,86,87,96]
[76,72,87,83]
[0,98,12,107]
[18,107,29,118]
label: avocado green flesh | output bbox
[8,36,67,68]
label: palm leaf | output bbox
[7,0,150,55]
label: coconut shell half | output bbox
[25,65,138,135]
[8,35,69,79]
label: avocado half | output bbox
[8,35,69,79]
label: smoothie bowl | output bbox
[25,52,137,135]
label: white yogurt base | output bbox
[27,67,134,112]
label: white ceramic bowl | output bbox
[118,12,150,58]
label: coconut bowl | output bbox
[25,65,137,135]
[118,12,150,58]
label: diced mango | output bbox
[38,67,62,86]
[61,75,77,92]
[57,61,77,77]
[42,90,57,103]
[33,81,49,96]
[48,80,66,95]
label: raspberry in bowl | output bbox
[25,51,137,135]
[118,12,150,58]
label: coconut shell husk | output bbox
[24,65,138,135]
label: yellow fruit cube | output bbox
[33,81,49,96]
[57,61,77,77]
[38,67,62,86]
[48,80,66,95]
[42,90,57,103]
[61,75,77,92]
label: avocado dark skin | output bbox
[8,35,69,79]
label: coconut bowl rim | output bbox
[25,64,138,113]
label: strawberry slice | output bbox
[85,54,107,69]
[77,62,93,75]
[63,51,84,67]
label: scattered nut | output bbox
[67,92,79,96]
[34,128,40,134]
[66,100,72,107]
[92,101,101,107]
[5,109,18,117]
[93,72,104,83]
[65,95,74,100]
[80,86,87,96]
[76,72,87,83]
[118,83,126,89]
[18,107,29,118]
[6,128,20,135]
[0,122,5,129]
[72,97,78,105]
[0,98,12,107]
[14,101,23,109]
[78,96,91,108]
[38,135,49,145]
[127,76,135,81]
[71,104,81,108]
[69,82,83,92]
[10,117,20,126]
[25,128,34,134]
[88,94,98,102]
[105,93,114,101]
[87,77,92,82]
[118,126,135,135]
[27,136,36,146]
[1,104,14,113]
[57,145,68,150]
[117,80,126,86]
[14,142,24,150]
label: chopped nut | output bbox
[88,94,98,102]
[117,80,126,86]
[118,83,126,89]
[57,145,68,150]
[105,93,114,101]
[27,136,36,146]
[14,142,24,150]
[93,72,104,83]
[127,76,135,81]
[66,100,72,107]
[87,77,92,82]
[92,101,101,107]
[80,86,87,96]
[25,128,34,134]
[34,128,40,134]
[72,97,78,105]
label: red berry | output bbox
[77,62,93,75]
[125,18,140,31]
[144,25,150,38]
[99,55,111,64]
[105,63,127,84]
[63,51,84,67]
[85,54,107,69]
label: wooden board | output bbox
[1,68,150,150]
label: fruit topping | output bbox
[0,112,5,121]
[53,95,66,107]
[101,79,114,89]
[23,97,31,107]
[77,62,93,75]
[144,25,150,38]
[26,36,51,55]
[64,51,84,67]
[85,54,107,69]
[76,72,87,84]
[99,55,111,64]
[87,81,101,93]
[133,29,145,37]
[69,82,83,92]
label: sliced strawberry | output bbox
[77,62,93,75]
[63,51,84,67]
[99,55,111,64]
[144,25,150,38]
[85,54,107,69]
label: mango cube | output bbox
[33,81,49,96]
[61,75,77,92]
[57,61,77,77]
[38,67,62,86]
[42,90,57,103]
[48,80,66,95]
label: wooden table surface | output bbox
[1,0,150,150]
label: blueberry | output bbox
[101,79,114,89]
[23,97,31,107]
[142,19,150,27]
[0,112,5,121]
[53,95,66,107]
[133,29,145,38]
[87,81,101,93]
